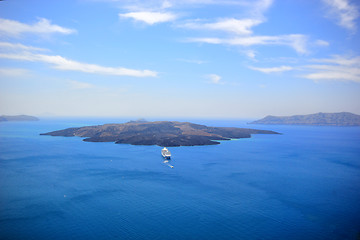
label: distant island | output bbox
[250,112,360,126]
[0,115,39,122]
[41,121,279,147]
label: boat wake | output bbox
[163,160,174,168]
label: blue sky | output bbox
[0,0,359,118]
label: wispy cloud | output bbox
[119,11,177,25]
[180,18,263,35]
[250,0,274,18]
[177,0,273,37]
[114,0,251,8]
[161,0,173,9]
[314,39,330,47]
[177,0,252,5]
[188,34,309,54]
[0,18,76,37]
[180,0,336,55]
[177,58,206,64]
[0,52,158,77]
[0,42,48,52]
[248,65,293,74]
[119,0,310,54]
[68,80,95,89]
[321,0,359,32]
[0,43,157,77]
[248,55,360,82]
[311,55,360,65]
[302,55,360,82]
[176,0,314,54]
[243,49,257,59]
[0,68,30,77]
[206,74,223,84]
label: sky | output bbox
[0,0,359,118]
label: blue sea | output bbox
[0,118,359,240]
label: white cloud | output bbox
[119,11,177,25]
[162,0,273,12]
[119,0,310,55]
[188,37,222,44]
[303,67,360,81]
[0,52,158,77]
[302,55,360,82]
[206,74,223,84]
[244,49,257,59]
[248,55,360,82]
[322,0,359,31]
[177,0,321,55]
[0,42,48,52]
[188,34,309,54]
[0,43,158,77]
[315,39,330,46]
[251,0,274,18]
[0,18,76,37]
[180,18,263,35]
[248,65,293,74]
[311,55,360,65]
[177,0,275,42]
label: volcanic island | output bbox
[40,120,279,147]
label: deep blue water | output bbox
[0,118,359,240]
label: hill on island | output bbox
[250,112,360,126]
[0,115,39,122]
[41,121,279,147]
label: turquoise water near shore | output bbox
[0,118,359,239]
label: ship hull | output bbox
[161,147,171,159]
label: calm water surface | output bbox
[0,118,359,239]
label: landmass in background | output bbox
[0,115,39,122]
[250,112,360,126]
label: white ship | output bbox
[161,147,171,159]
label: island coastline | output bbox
[41,120,280,147]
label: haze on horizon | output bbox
[0,0,359,119]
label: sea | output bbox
[0,118,359,240]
